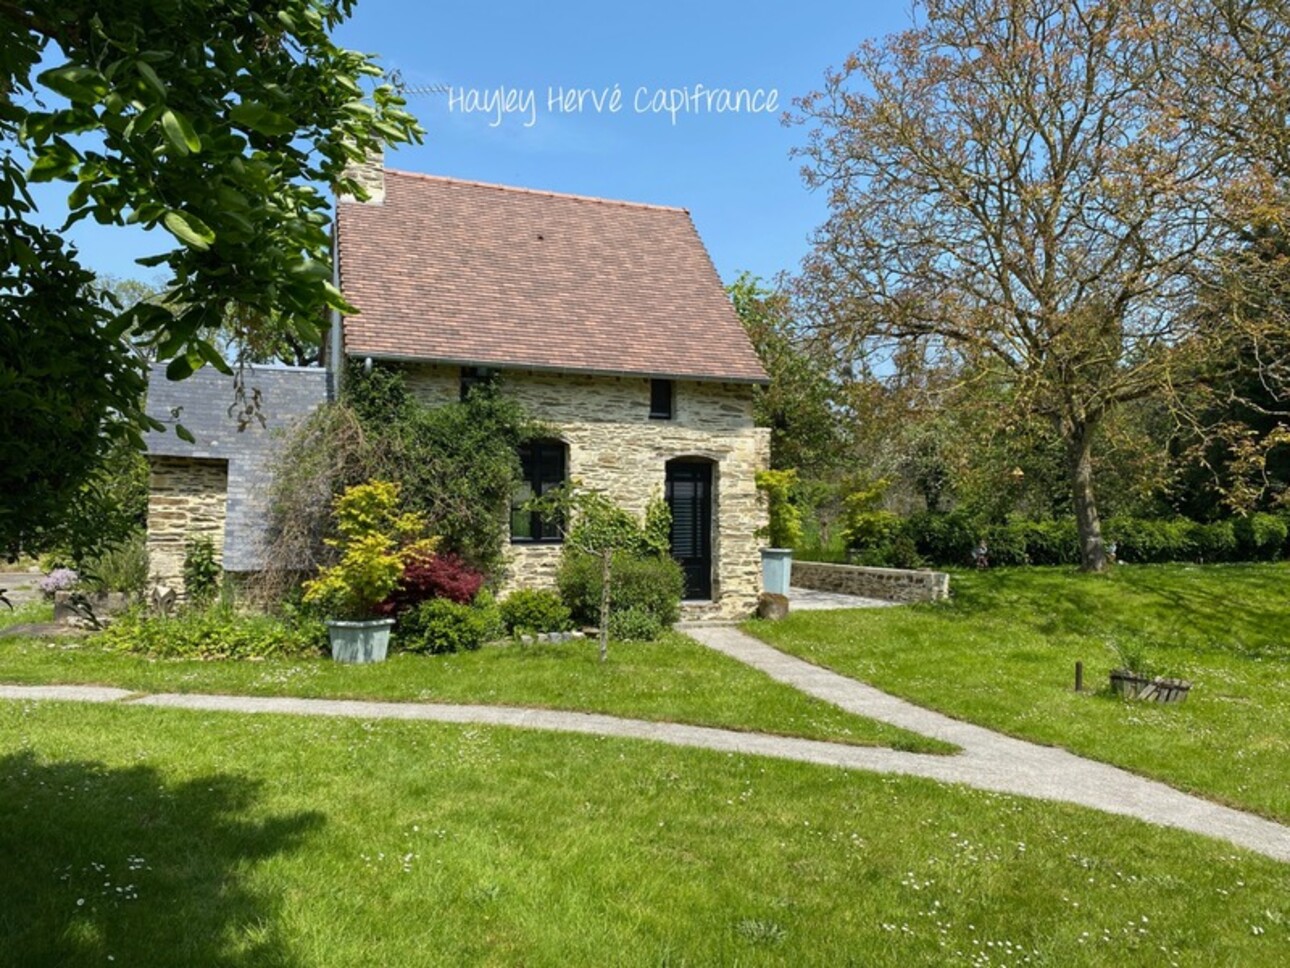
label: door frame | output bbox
[665,457,715,601]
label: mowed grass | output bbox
[749,563,1290,821]
[0,700,1286,966]
[0,627,945,753]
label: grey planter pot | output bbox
[326,618,395,664]
[761,548,793,596]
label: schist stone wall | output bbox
[143,365,330,596]
[147,456,229,589]
[403,365,771,620]
[791,561,951,604]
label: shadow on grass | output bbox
[0,750,323,967]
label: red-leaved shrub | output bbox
[378,551,485,615]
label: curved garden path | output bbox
[3,628,1288,864]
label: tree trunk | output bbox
[1067,422,1107,573]
[597,549,612,662]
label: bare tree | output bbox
[793,0,1227,570]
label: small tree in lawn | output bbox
[527,484,671,662]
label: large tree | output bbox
[728,273,845,475]
[793,0,1231,570]
[0,0,421,557]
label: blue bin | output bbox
[761,548,793,596]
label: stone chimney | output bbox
[339,147,385,204]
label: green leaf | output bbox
[161,109,201,155]
[228,101,296,137]
[195,339,233,375]
[29,148,79,183]
[136,61,166,98]
[37,66,109,104]
[163,210,215,250]
[165,355,194,381]
[175,423,196,444]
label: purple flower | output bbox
[38,568,79,596]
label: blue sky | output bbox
[36,1,913,289]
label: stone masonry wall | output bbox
[403,365,770,619]
[791,560,950,604]
[146,456,229,593]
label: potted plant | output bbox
[1108,636,1153,698]
[303,480,436,663]
[1106,637,1191,702]
[756,469,802,597]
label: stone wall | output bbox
[146,456,229,593]
[791,560,950,604]
[403,365,770,619]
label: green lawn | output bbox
[0,700,1285,966]
[748,563,1290,822]
[0,624,946,753]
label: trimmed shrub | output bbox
[1234,513,1288,561]
[472,589,507,643]
[1105,517,1191,563]
[380,551,485,615]
[96,605,325,660]
[904,510,976,565]
[499,588,572,634]
[981,522,1028,566]
[607,607,663,642]
[1191,519,1238,562]
[556,551,684,629]
[398,598,488,654]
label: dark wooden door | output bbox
[666,460,712,600]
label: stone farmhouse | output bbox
[145,158,771,619]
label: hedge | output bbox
[851,511,1290,567]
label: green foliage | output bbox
[1,1,421,555]
[0,221,150,560]
[258,403,383,604]
[471,589,506,643]
[498,589,572,635]
[343,359,411,426]
[876,511,1290,567]
[1107,635,1155,678]
[1234,512,1288,561]
[841,479,901,555]
[182,536,222,605]
[729,273,845,474]
[80,532,149,596]
[398,598,488,655]
[755,469,803,549]
[96,604,324,660]
[903,510,978,565]
[557,551,684,629]
[607,607,663,643]
[345,365,537,574]
[301,481,435,619]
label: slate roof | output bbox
[144,364,330,572]
[337,169,769,384]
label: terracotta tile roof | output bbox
[337,169,769,384]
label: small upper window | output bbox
[649,379,673,420]
[460,366,499,401]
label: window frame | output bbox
[510,438,567,543]
[460,366,499,401]
[649,378,674,420]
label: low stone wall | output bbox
[791,561,950,604]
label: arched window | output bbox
[511,439,567,542]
